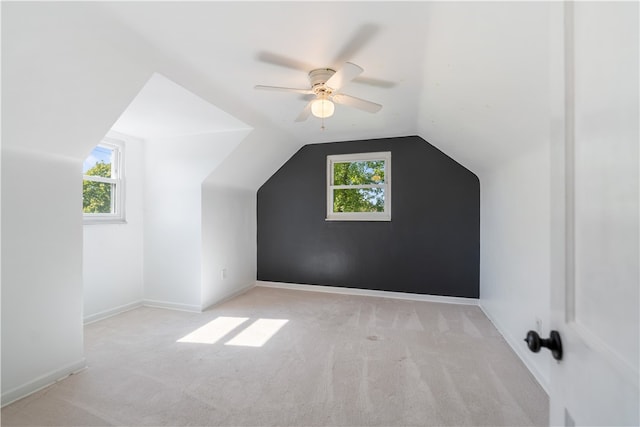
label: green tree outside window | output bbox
[333,160,385,213]
[83,161,113,213]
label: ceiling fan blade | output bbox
[295,101,313,122]
[352,76,397,89]
[255,85,314,95]
[256,51,315,72]
[332,23,379,66]
[333,93,382,113]
[325,62,363,91]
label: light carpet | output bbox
[2,286,548,426]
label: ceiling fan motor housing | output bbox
[309,68,336,94]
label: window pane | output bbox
[83,146,113,177]
[333,160,385,185]
[333,188,385,213]
[83,181,114,214]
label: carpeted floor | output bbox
[1,286,548,426]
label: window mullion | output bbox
[84,175,117,185]
[330,184,386,190]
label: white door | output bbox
[548,2,639,425]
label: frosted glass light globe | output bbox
[311,98,335,118]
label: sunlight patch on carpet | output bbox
[224,318,289,347]
[177,316,249,344]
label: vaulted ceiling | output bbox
[102,2,432,140]
[3,1,553,184]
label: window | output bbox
[327,151,391,221]
[83,139,125,223]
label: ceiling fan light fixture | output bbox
[311,98,335,118]
[255,62,381,122]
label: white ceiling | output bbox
[6,1,551,177]
[101,2,432,142]
[111,73,250,139]
[101,1,552,175]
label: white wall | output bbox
[1,148,86,405]
[200,128,302,310]
[1,1,297,407]
[479,142,551,390]
[415,1,554,393]
[143,130,250,311]
[82,133,145,323]
[201,185,256,310]
[1,2,157,405]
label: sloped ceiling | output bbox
[98,1,551,176]
[417,2,551,174]
[100,2,430,142]
[3,1,552,180]
[111,73,250,140]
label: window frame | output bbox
[83,138,126,224]
[326,151,391,222]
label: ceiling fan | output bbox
[255,62,382,122]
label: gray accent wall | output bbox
[257,135,480,298]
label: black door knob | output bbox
[524,330,563,361]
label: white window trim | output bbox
[83,138,126,225]
[326,151,391,221]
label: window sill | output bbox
[326,215,391,222]
[83,218,127,226]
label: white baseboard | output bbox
[256,281,478,305]
[142,299,202,313]
[1,358,87,407]
[201,282,256,311]
[478,302,550,395]
[84,300,144,325]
